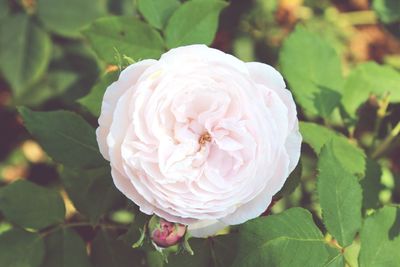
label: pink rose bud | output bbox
[150,217,186,247]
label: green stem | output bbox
[340,10,377,25]
[371,122,400,159]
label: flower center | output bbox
[198,132,212,145]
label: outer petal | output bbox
[188,219,227,238]
[221,150,290,225]
[246,61,302,172]
[96,60,156,160]
[285,121,302,172]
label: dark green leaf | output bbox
[0,180,65,229]
[360,159,384,210]
[279,26,343,116]
[342,62,400,119]
[83,16,165,64]
[37,0,106,37]
[300,122,366,176]
[276,162,302,198]
[17,70,79,107]
[317,140,362,247]
[359,206,400,267]
[138,0,180,29]
[232,208,329,267]
[61,166,123,224]
[91,229,145,267]
[78,71,119,117]
[18,107,105,168]
[41,228,91,267]
[0,228,44,267]
[148,234,237,267]
[0,15,51,96]
[164,0,228,48]
[164,239,211,267]
[373,0,400,23]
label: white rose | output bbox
[96,45,302,237]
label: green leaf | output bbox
[83,16,165,64]
[91,229,145,267]
[300,122,366,176]
[317,140,362,247]
[0,228,45,267]
[342,62,400,118]
[41,228,91,267]
[373,0,400,24]
[138,0,180,30]
[232,208,329,267]
[360,159,384,210]
[0,180,65,230]
[61,166,123,224]
[18,107,105,168]
[164,0,228,48]
[0,0,9,20]
[279,26,343,116]
[78,71,119,117]
[0,14,51,96]
[37,0,106,37]
[359,206,400,267]
[324,253,345,267]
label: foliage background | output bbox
[0,0,400,266]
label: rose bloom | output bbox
[96,45,301,237]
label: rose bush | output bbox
[96,44,302,237]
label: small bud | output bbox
[149,216,186,248]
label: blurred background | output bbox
[0,0,399,247]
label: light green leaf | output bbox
[317,140,362,247]
[0,228,44,267]
[0,14,51,96]
[61,166,123,224]
[78,71,119,117]
[18,107,105,168]
[359,206,400,267]
[83,16,165,64]
[91,229,145,267]
[342,62,400,118]
[300,122,366,176]
[344,241,360,267]
[232,208,329,267]
[373,0,400,24]
[164,0,228,48]
[41,228,91,267]
[138,0,180,29]
[0,180,65,230]
[279,26,343,116]
[37,0,106,37]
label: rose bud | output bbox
[96,44,302,238]
[149,216,186,248]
